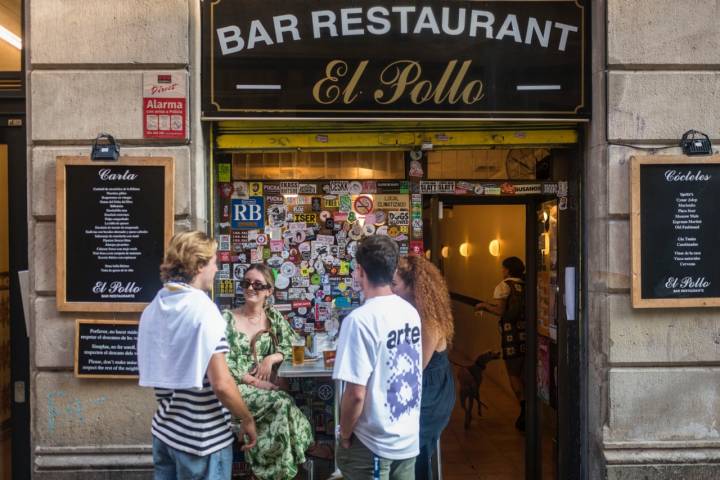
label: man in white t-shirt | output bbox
[333,236,422,480]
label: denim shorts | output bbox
[152,436,233,480]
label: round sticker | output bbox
[348,181,363,195]
[363,223,376,236]
[298,307,308,315]
[293,317,305,329]
[280,262,297,277]
[311,273,321,285]
[376,225,389,236]
[324,218,335,230]
[318,384,334,401]
[319,211,331,222]
[281,250,290,259]
[348,224,363,240]
[256,234,268,246]
[315,289,325,299]
[353,196,374,215]
[346,241,358,257]
[274,274,290,289]
[374,211,386,225]
[292,230,306,244]
[338,282,347,292]
[388,226,399,237]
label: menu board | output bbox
[56,157,174,312]
[631,155,720,307]
[75,320,139,378]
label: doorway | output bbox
[0,121,29,480]
[429,193,579,479]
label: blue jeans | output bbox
[152,436,233,480]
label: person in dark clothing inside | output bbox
[475,256,527,431]
[393,255,455,480]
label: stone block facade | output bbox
[589,1,720,477]
[26,1,200,477]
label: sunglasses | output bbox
[240,280,272,291]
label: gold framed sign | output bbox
[74,319,139,379]
[631,155,720,308]
[56,156,174,312]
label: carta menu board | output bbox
[56,157,174,312]
[632,156,720,308]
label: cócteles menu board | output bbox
[56,157,174,312]
[632,155,720,308]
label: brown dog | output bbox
[456,351,501,429]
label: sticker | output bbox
[349,224,363,240]
[218,234,231,251]
[249,182,263,195]
[420,181,455,194]
[266,194,284,204]
[216,279,235,297]
[291,229,307,244]
[316,234,335,245]
[558,181,568,197]
[515,184,543,194]
[559,196,568,210]
[256,234,268,246]
[231,197,264,229]
[376,225,389,236]
[474,184,485,195]
[267,255,284,268]
[299,183,318,194]
[339,261,350,276]
[409,240,424,255]
[387,226,399,237]
[324,218,335,230]
[333,212,348,222]
[270,239,284,252]
[388,211,410,226]
[217,163,231,182]
[364,213,377,225]
[264,184,281,194]
[399,225,409,234]
[326,181,349,194]
[347,181,362,195]
[338,282,347,292]
[348,212,357,223]
[409,159,424,178]
[233,263,249,280]
[300,266,310,277]
[299,242,311,253]
[233,182,249,198]
[335,296,351,309]
[339,195,352,212]
[543,183,559,195]
[218,183,234,199]
[267,204,288,227]
[363,180,377,193]
[275,274,290,290]
[319,210,331,222]
[323,196,340,208]
[485,186,502,195]
[312,197,322,211]
[376,181,407,193]
[346,241,358,257]
[373,211,386,225]
[363,223,376,236]
[293,317,305,329]
[280,181,300,195]
[294,213,318,223]
[353,195,374,215]
[375,195,410,210]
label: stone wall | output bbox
[589,1,720,478]
[27,1,204,477]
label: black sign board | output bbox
[632,156,720,308]
[203,1,589,120]
[75,320,139,378]
[57,157,174,312]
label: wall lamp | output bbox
[459,242,471,257]
[488,239,501,257]
[0,25,21,50]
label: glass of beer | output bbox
[292,337,305,366]
[323,341,336,368]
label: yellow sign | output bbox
[375,194,410,210]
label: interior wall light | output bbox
[459,242,471,257]
[441,246,449,258]
[488,239,501,257]
[0,25,21,50]
[424,249,431,260]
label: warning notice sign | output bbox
[143,72,186,139]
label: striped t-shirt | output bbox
[151,338,234,456]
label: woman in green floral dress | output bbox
[223,264,314,480]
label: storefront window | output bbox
[231,151,405,181]
[0,0,21,72]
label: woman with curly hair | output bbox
[393,255,455,480]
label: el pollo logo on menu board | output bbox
[203,1,588,119]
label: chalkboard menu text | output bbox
[56,157,174,312]
[632,155,720,308]
[75,320,139,379]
